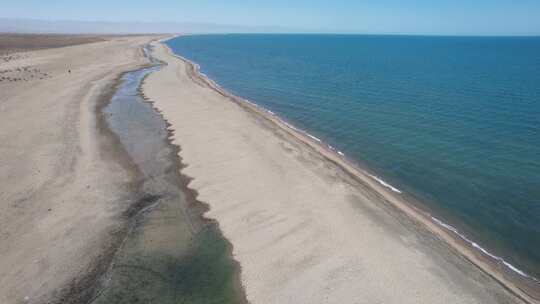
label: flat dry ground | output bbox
[0,35,156,304]
[0,34,104,54]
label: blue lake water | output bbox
[167,34,540,280]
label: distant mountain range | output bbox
[0,18,302,34]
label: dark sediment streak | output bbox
[53,68,146,304]
[84,50,247,304]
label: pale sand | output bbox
[143,40,533,304]
[0,36,157,304]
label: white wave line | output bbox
[367,173,402,193]
[306,133,322,142]
[430,216,534,279]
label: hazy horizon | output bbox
[1,0,540,36]
[2,18,540,37]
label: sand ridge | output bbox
[142,40,530,303]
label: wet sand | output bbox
[92,56,247,303]
[0,35,157,303]
[143,39,536,303]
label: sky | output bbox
[2,0,540,35]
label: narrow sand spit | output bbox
[143,40,533,304]
[0,35,157,304]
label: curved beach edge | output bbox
[154,36,539,304]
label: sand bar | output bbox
[143,39,535,304]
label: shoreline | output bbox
[158,38,539,303]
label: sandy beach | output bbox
[142,40,536,304]
[1,33,536,304]
[0,35,157,303]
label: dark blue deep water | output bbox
[167,35,540,279]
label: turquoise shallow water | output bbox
[167,35,540,280]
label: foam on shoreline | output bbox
[430,216,533,279]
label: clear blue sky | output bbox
[2,0,540,35]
